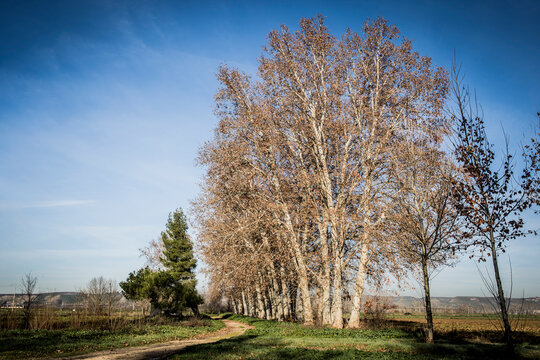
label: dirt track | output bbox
[53,319,252,360]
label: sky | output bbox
[0,0,539,297]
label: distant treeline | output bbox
[0,292,133,310]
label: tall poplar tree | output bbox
[196,15,449,328]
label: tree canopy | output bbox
[194,15,450,328]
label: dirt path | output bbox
[54,319,253,360]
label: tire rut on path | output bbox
[53,319,253,360]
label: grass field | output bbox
[2,311,539,359]
[0,317,224,359]
[169,314,540,360]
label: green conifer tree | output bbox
[159,208,202,316]
[121,208,203,317]
[161,209,197,280]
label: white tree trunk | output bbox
[241,290,248,316]
[247,292,254,317]
[280,266,291,319]
[348,242,370,328]
[318,216,332,326]
[271,272,283,320]
[330,258,344,328]
[255,280,265,318]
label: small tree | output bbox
[450,67,535,348]
[159,208,202,316]
[161,209,197,281]
[392,145,462,343]
[121,208,203,317]
[21,273,38,329]
[80,276,119,317]
[104,280,121,324]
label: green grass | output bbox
[169,314,540,360]
[0,318,224,359]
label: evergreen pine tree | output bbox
[161,209,197,280]
[159,208,202,316]
[120,208,203,317]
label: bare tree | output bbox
[342,18,449,329]
[522,114,540,212]
[195,15,449,328]
[391,144,462,342]
[105,280,121,324]
[80,276,119,317]
[139,237,165,270]
[21,273,38,329]
[450,66,535,348]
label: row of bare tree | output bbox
[193,16,538,345]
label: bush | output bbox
[362,296,397,328]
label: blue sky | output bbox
[0,0,538,296]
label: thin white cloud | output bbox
[0,200,96,209]
[0,247,137,261]
[23,200,96,208]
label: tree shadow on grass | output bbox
[169,334,357,359]
[168,316,539,360]
[169,332,538,360]
[168,333,417,360]
[406,331,539,359]
[412,341,526,360]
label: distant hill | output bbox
[0,292,132,309]
[2,292,539,314]
[382,296,540,314]
[340,295,540,315]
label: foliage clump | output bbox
[120,208,203,317]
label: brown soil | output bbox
[52,319,253,360]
